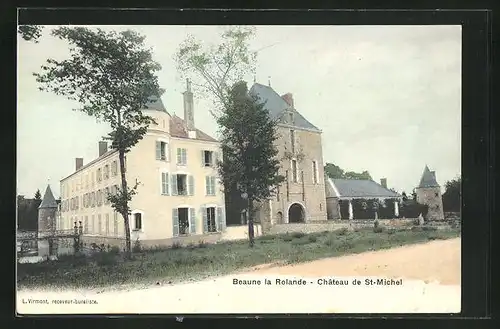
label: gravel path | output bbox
[17,238,461,314]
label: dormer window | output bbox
[288,112,294,124]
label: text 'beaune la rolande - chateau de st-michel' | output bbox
[232,277,404,286]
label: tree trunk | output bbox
[118,149,132,259]
[248,198,255,248]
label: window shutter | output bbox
[172,208,179,237]
[183,149,187,165]
[205,176,209,195]
[201,150,205,166]
[211,177,216,195]
[202,207,208,233]
[165,172,170,195]
[171,174,178,196]
[213,151,219,167]
[188,175,195,196]
[176,148,182,164]
[155,141,161,160]
[189,208,196,234]
[217,206,225,232]
[166,143,170,162]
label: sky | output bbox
[17,25,461,198]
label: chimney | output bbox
[282,93,294,108]
[75,158,84,171]
[99,141,108,157]
[183,78,195,134]
[380,178,387,188]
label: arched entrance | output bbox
[276,211,283,224]
[288,203,305,223]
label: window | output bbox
[105,214,110,236]
[134,213,142,231]
[85,175,89,188]
[98,214,102,235]
[312,160,318,184]
[206,207,216,233]
[171,174,194,196]
[97,168,102,182]
[97,190,102,206]
[288,112,294,123]
[156,141,169,161]
[202,150,214,167]
[91,192,96,207]
[176,148,187,165]
[113,212,118,237]
[178,208,189,235]
[84,216,88,234]
[435,192,439,197]
[104,165,110,179]
[161,172,170,195]
[91,215,95,234]
[111,161,118,176]
[290,130,295,153]
[104,187,110,204]
[291,159,298,183]
[205,176,216,196]
[177,174,188,195]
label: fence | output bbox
[16,224,84,262]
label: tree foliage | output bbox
[442,176,461,212]
[34,27,163,258]
[217,81,285,247]
[18,25,44,43]
[324,162,372,180]
[34,189,42,200]
[175,26,257,117]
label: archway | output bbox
[288,203,305,223]
[276,211,283,224]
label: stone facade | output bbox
[257,124,328,232]
[416,187,445,221]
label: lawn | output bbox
[17,226,460,290]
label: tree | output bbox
[175,26,257,118]
[411,188,418,201]
[401,191,408,202]
[34,27,163,258]
[18,25,44,43]
[217,82,285,247]
[442,176,461,212]
[324,163,345,179]
[324,162,372,180]
[34,189,41,200]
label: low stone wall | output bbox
[220,224,263,241]
[268,219,418,235]
[81,232,223,250]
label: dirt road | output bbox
[17,238,461,314]
[247,238,461,285]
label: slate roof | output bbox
[39,185,58,209]
[249,83,321,132]
[418,165,440,188]
[327,178,401,199]
[143,96,169,113]
[170,115,218,142]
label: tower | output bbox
[37,184,58,256]
[415,165,445,221]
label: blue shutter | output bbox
[189,208,196,234]
[214,151,219,167]
[171,174,178,196]
[216,207,224,232]
[188,175,195,196]
[172,208,179,236]
[202,207,208,233]
[176,148,182,164]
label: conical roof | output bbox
[418,165,440,188]
[38,185,58,209]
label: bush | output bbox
[400,200,429,218]
[132,239,142,253]
[373,226,384,233]
[291,232,305,239]
[171,241,182,249]
[336,227,348,236]
[307,235,318,243]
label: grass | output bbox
[17,226,460,290]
